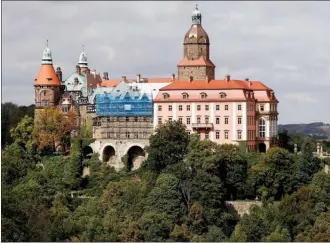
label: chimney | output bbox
[103,72,109,80]
[245,78,249,82]
[249,81,252,87]
[189,76,193,82]
[206,75,211,83]
[93,69,96,78]
[136,74,141,82]
[225,74,230,82]
[56,67,62,82]
[86,68,90,74]
[122,76,127,82]
[76,65,81,75]
[171,74,175,81]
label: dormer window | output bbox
[219,92,227,99]
[200,92,207,99]
[182,93,189,99]
[163,93,170,100]
[260,104,265,111]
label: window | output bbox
[134,132,139,139]
[238,117,242,124]
[62,106,68,113]
[259,119,266,138]
[225,131,229,139]
[197,117,201,124]
[134,117,138,122]
[237,130,242,140]
[205,132,209,140]
[216,104,220,110]
[216,117,220,124]
[182,93,189,99]
[201,92,207,99]
[179,117,183,123]
[158,117,162,125]
[186,117,191,125]
[197,105,201,111]
[187,105,191,111]
[163,93,169,100]
[225,117,229,124]
[220,92,227,99]
[169,105,172,111]
[143,131,147,138]
[260,105,265,111]
[216,131,220,139]
[205,105,209,111]
[125,131,130,138]
[168,117,173,122]
[205,117,209,123]
[41,100,49,107]
[238,104,242,110]
[179,105,182,111]
[126,117,129,122]
[187,131,191,135]
[225,105,229,110]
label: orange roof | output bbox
[160,79,272,91]
[34,64,61,86]
[177,56,215,68]
[100,79,121,87]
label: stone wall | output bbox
[226,200,262,217]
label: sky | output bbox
[2,1,330,124]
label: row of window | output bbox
[158,104,243,112]
[158,116,245,125]
[163,92,227,100]
[106,131,149,139]
[196,130,243,140]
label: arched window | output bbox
[182,93,189,99]
[163,93,170,100]
[219,92,227,99]
[259,118,266,138]
[200,92,207,99]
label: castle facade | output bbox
[33,6,279,170]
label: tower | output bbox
[78,45,89,73]
[34,40,61,113]
[177,5,215,81]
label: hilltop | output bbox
[279,122,330,140]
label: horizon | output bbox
[2,1,330,124]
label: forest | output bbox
[1,104,330,242]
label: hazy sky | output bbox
[2,1,330,124]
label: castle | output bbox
[33,6,279,170]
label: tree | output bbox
[33,107,77,152]
[251,147,296,200]
[145,173,185,222]
[138,212,172,241]
[10,115,36,152]
[144,120,189,172]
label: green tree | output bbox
[144,120,189,172]
[138,212,172,241]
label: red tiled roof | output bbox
[177,56,215,68]
[34,64,61,86]
[160,79,272,91]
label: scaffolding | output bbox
[95,92,153,117]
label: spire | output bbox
[78,45,88,68]
[192,4,202,25]
[42,39,53,64]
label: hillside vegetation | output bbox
[2,115,330,242]
[279,122,330,140]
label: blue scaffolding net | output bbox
[96,92,153,117]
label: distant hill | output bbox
[278,122,330,140]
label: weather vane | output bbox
[46,39,48,47]
[82,44,84,52]
[196,4,198,10]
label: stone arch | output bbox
[258,143,266,153]
[125,145,146,171]
[102,145,116,163]
[83,146,93,159]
